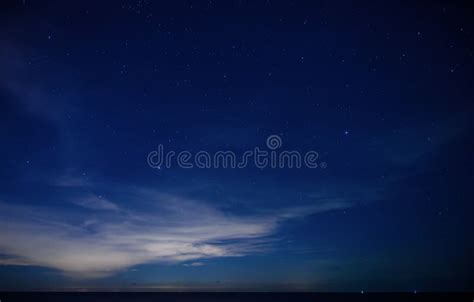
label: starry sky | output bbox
[0,0,473,292]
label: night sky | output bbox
[0,0,473,292]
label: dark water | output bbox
[0,292,471,302]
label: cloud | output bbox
[0,190,352,278]
[0,256,32,266]
[71,195,119,211]
[183,262,205,267]
[54,175,90,188]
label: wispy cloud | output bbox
[183,262,205,267]
[54,175,90,188]
[0,189,352,278]
[71,195,119,211]
[0,256,32,266]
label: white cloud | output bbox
[71,195,119,211]
[54,175,90,188]
[0,190,352,278]
[0,256,32,266]
[183,262,205,267]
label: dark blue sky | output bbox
[0,0,473,291]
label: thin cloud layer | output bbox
[0,190,351,278]
[71,195,119,211]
